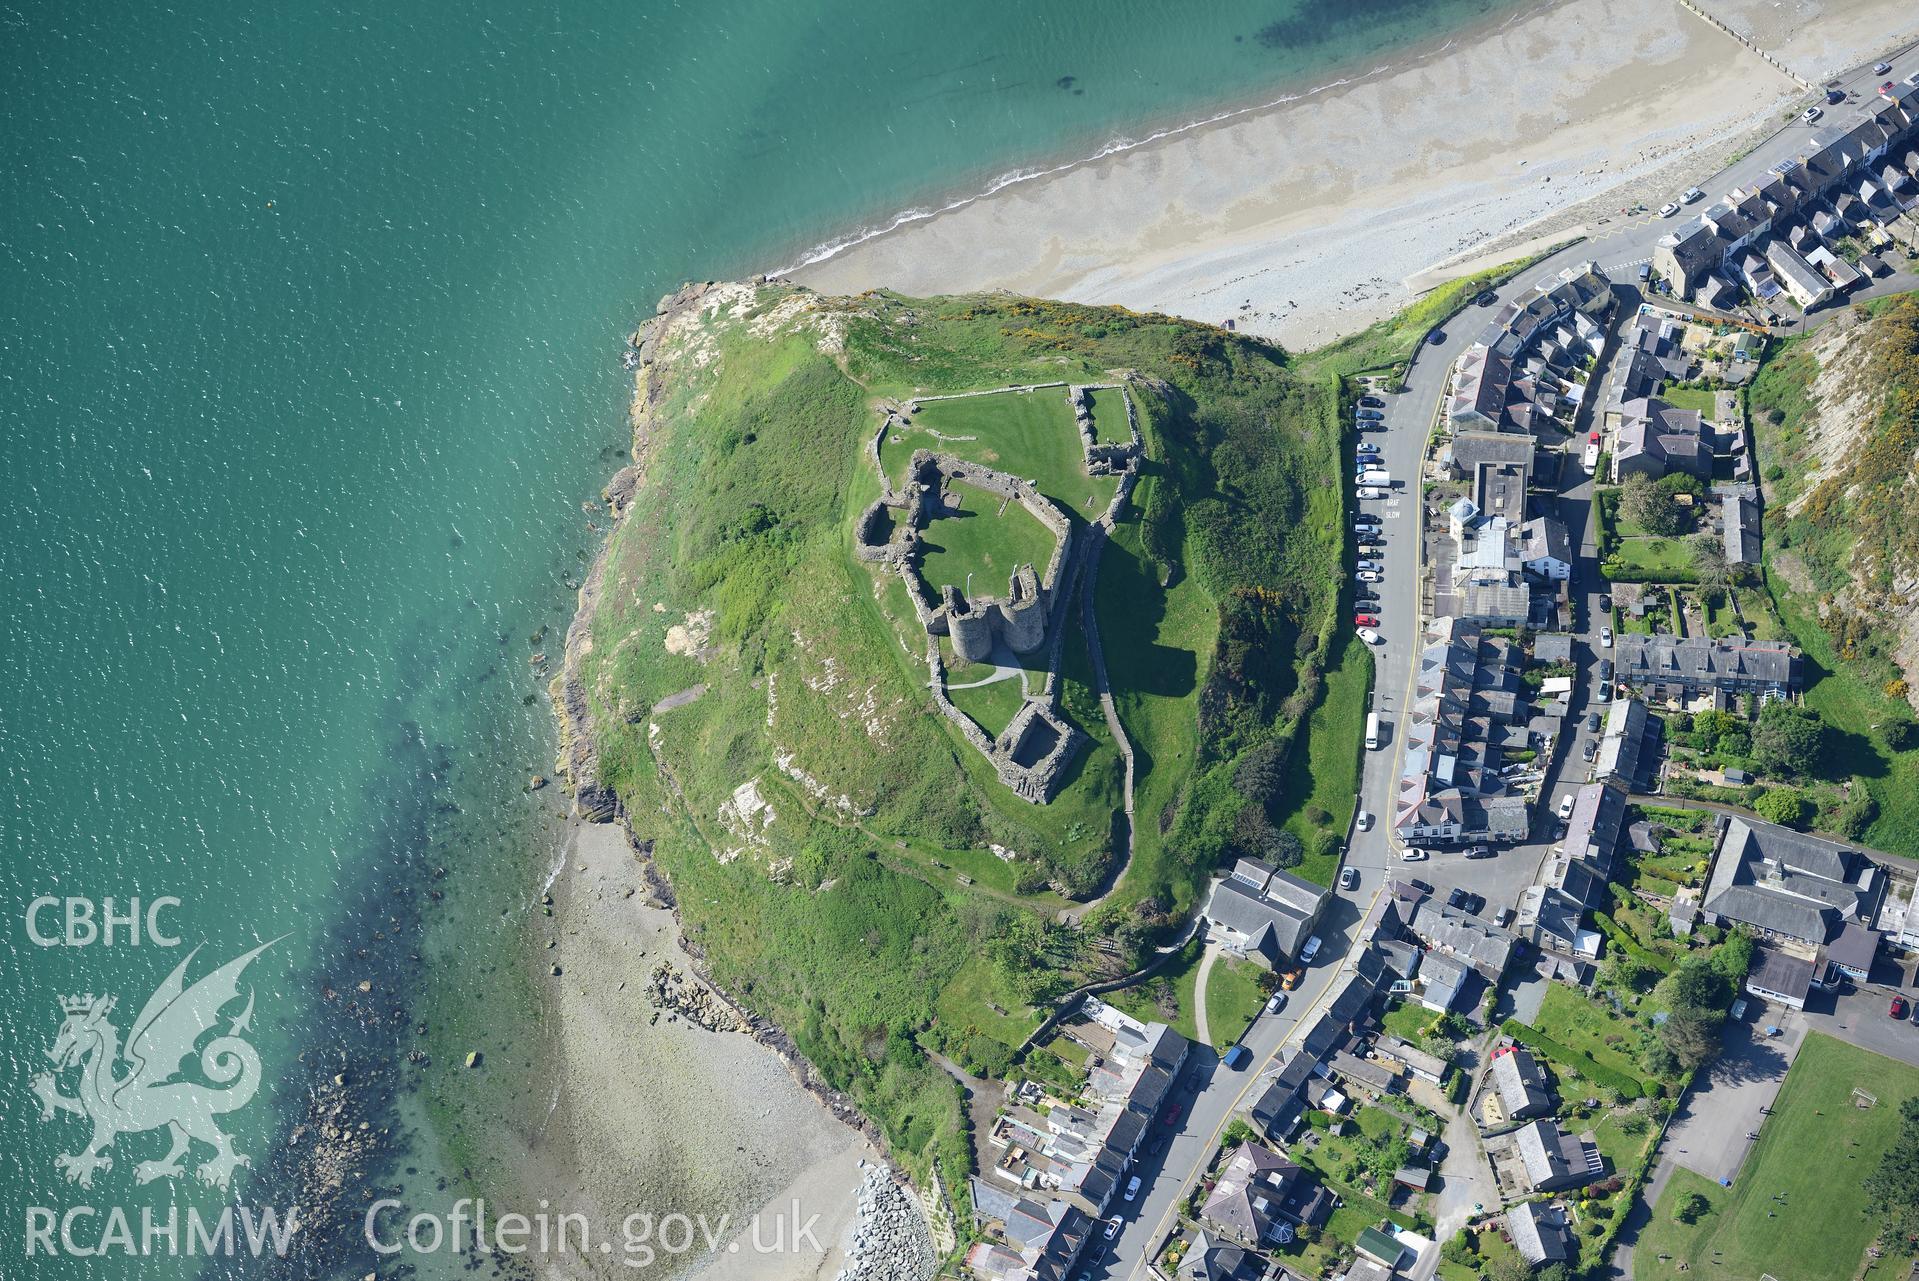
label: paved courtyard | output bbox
[1662,1010,1805,1186]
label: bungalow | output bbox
[1505,1202,1577,1267]
[1513,1119,1604,1194]
[1487,1045,1554,1123]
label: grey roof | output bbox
[1596,697,1653,787]
[1490,1046,1553,1120]
[1418,951,1471,1010]
[1561,782,1626,875]
[1521,516,1572,568]
[1720,489,1762,566]
[1208,873,1321,961]
[1615,634,1800,694]
[1375,1036,1448,1080]
[1534,632,1574,663]
[1704,815,1872,944]
[1412,900,1517,976]
[1248,1078,1304,1138]
[1328,1050,1399,1092]
[1827,921,1879,975]
[1506,1201,1575,1265]
[1449,429,1536,474]
[1515,1120,1602,1191]
[1745,944,1816,1002]
[1200,1142,1299,1242]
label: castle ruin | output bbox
[855,382,1143,803]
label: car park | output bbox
[1339,866,1359,890]
[1659,202,1679,218]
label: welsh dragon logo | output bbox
[32,939,280,1190]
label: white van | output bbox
[1366,712,1383,750]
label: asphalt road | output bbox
[1094,39,1919,1280]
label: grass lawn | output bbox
[916,479,1060,599]
[1271,627,1375,886]
[946,670,1027,738]
[1636,1034,1919,1281]
[1081,386,1133,445]
[883,387,1118,519]
[1532,983,1654,1087]
[1204,957,1270,1049]
[1381,1000,1442,1044]
[1611,536,1698,580]
[1660,386,1719,416]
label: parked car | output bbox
[1475,290,1497,307]
[1599,593,1613,612]
[1359,395,1386,409]
[1893,995,1910,1020]
[1595,682,1612,704]
[1827,87,1847,104]
[1599,626,1613,648]
[1600,658,1614,682]
[1357,487,1386,500]
[1357,543,1385,557]
[1354,593,1381,606]
[1462,845,1493,859]
[1907,71,1919,88]
[1104,1217,1123,1241]
[1356,810,1375,831]
[1355,614,1380,627]
[1355,408,1384,421]
[1357,627,1382,645]
[1340,866,1360,890]
[1222,1045,1252,1070]
[1427,330,1446,344]
[1266,992,1288,1015]
[1357,558,1383,572]
[1299,935,1324,963]
[1582,739,1599,762]
[1161,1102,1183,1127]
[1874,60,1892,74]
[1557,794,1577,821]
[1802,106,1823,123]
[1124,1175,1142,1202]
[1356,441,1381,454]
[1659,202,1680,218]
[1683,186,1704,203]
[1400,848,1430,862]
[1585,712,1601,733]
[1446,887,1472,911]
[1407,878,1436,894]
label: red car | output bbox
[1161,1102,1183,1127]
[1893,995,1910,1020]
[1354,614,1379,627]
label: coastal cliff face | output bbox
[549,278,1344,1205]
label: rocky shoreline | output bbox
[547,280,935,1273]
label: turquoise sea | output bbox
[0,0,1515,1274]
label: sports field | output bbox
[1636,1033,1919,1281]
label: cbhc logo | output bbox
[26,897,183,947]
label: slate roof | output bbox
[1411,900,1516,976]
[1704,815,1874,944]
[1561,782,1626,875]
[1745,944,1816,1003]
[1515,1120,1602,1191]
[1826,921,1880,976]
[1506,1202,1575,1265]
[1490,1046,1553,1120]
[1615,634,1800,693]
[1521,516,1572,568]
[1595,697,1653,788]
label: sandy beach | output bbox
[503,820,876,1280]
[796,0,1919,350]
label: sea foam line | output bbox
[766,4,1540,278]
